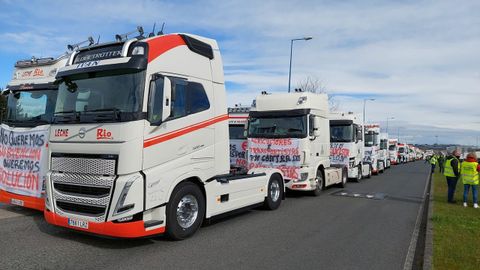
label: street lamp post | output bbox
[288,36,313,92]
[386,117,395,134]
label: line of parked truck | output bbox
[0,28,424,240]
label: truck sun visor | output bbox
[179,34,214,59]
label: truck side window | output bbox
[147,76,164,123]
[309,115,315,136]
[188,82,210,114]
[170,80,210,119]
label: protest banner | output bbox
[230,139,248,170]
[248,138,301,179]
[0,124,49,198]
[330,143,352,165]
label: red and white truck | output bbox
[228,106,249,173]
[247,91,347,196]
[388,138,399,165]
[44,31,284,239]
[0,55,68,210]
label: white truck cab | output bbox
[0,55,68,210]
[364,124,384,174]
[398,143,407,163]
[228,106,249,173]
[44,31,284,239]
[329,112,371,181]
[379,132,391,169]
[388,138,399,165]
[247,91,346,196]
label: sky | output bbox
[0,0,479,145]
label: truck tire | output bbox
[263,174,283,210]
[367,165,372,179]
[166,182,205,240]
[379,161,384,173]
[355,165,362,183]
[338,167,347,188]
[312,170,325,196]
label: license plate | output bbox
[68,218,89,229]
[10,198,24,206]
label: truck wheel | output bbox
[263,174,283,210]
[339,167,347,188]
[379,162,384,173]
[166,182,205,240]
[312,170,324,196]
[367,165,372,179]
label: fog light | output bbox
[300,172,309,181]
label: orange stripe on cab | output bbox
[146,34,186,63]
[144,114,229,148]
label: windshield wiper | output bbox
[81,108,121,122]
[53,110,79,123]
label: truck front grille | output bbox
[51,154,117,222]
[56,201,106,216]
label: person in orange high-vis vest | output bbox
[461,152,480,208]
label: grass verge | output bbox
[432,169,480,270]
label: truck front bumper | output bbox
[0,190,44,211]
[44,210,165,238]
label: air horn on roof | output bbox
[67,36,95,51]
[115,26,144,42]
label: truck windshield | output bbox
[229,125,246,139]
[330,125,354,142]
[3,90,57,127]
[388,145,396,151]
[248,115,307,138]
[380,139,388,150]
[54,70,145,123]
[365,132,376,147]
[399,147,405,153]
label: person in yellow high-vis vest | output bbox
[461,152,480,208]
[444,150,461,203]
[430,154,437,173]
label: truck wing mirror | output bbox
[162,77,172,121]
[243,122,248,138]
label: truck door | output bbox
[142,75,215,195]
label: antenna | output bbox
[115,26,144,42]
[67,36,95,51]
[157,22,165,35]
[149,22,156,37]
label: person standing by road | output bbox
[430,154,437,173]
[461,152,480,208]
[438,154,445,173]
[444,150,461,203]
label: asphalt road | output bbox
[0,161,429,270]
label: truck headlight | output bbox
[113,180,135,216]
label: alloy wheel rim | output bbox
[176,194,199,229]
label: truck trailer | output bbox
[44,31,284,239]
[329,112,371,181]
[247,91,347,196]
[0,55,68,211]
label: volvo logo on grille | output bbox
[78,128,87,139]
